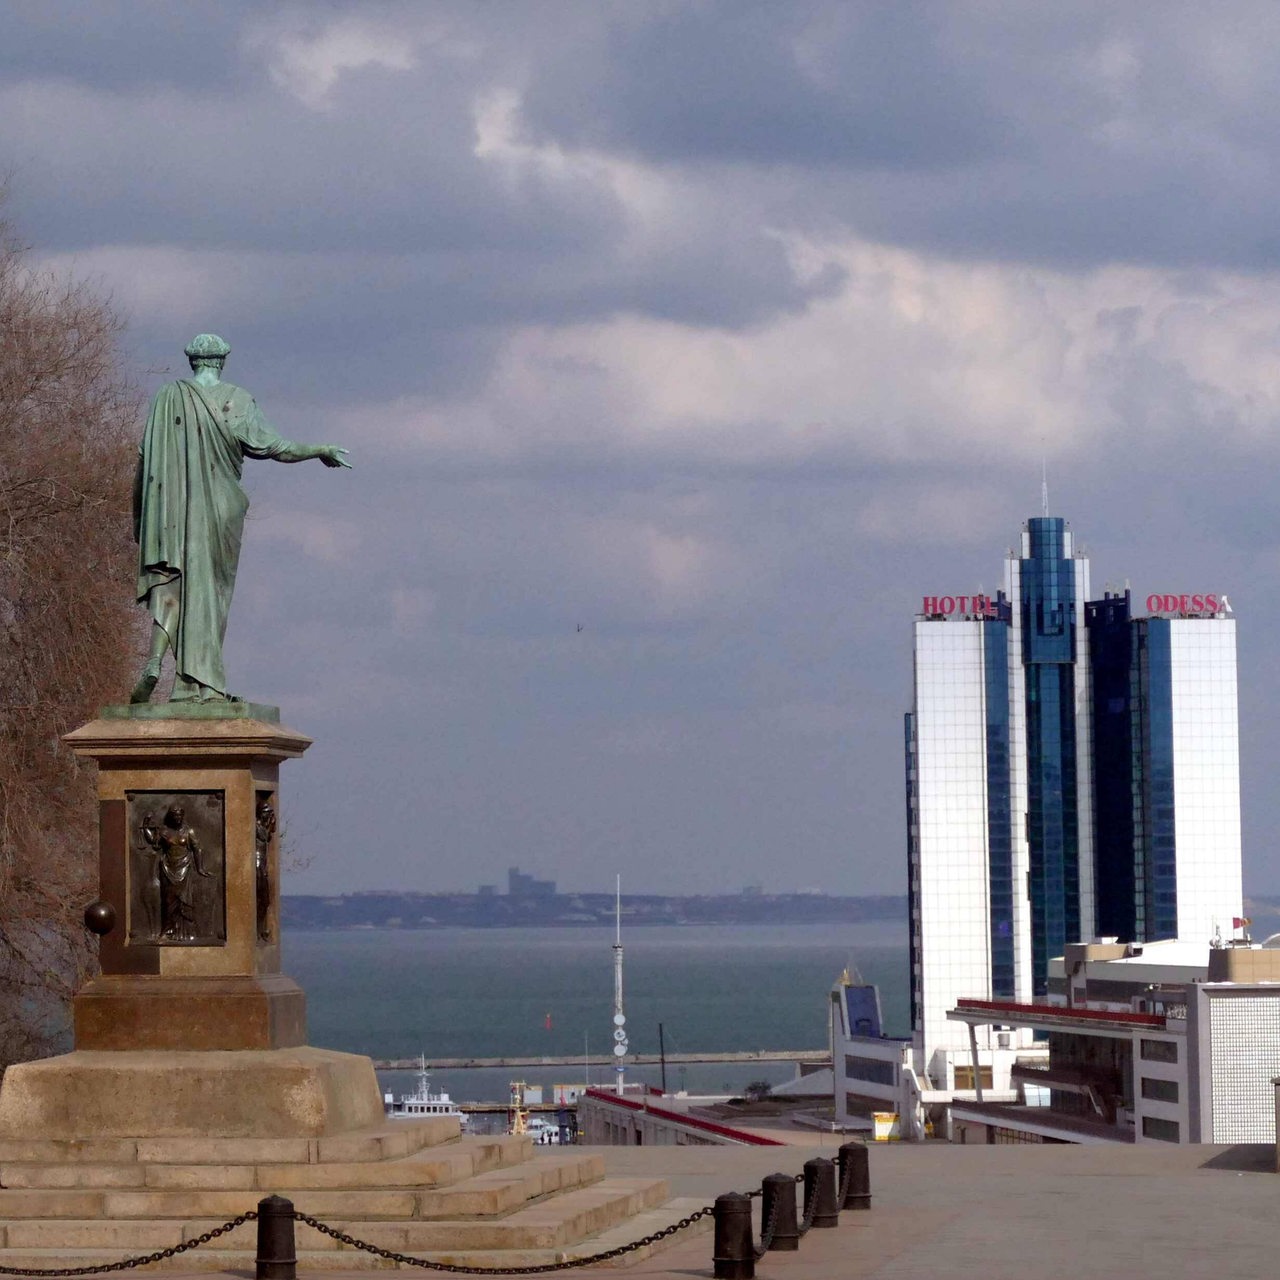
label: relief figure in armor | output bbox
[255,796,276,942]
[141,805,214,941]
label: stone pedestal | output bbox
[0,1048,383,1139]
[0,703,385,1141]
[73,974,306,1052]
[63,705,309,1052]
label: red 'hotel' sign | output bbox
[921,595,998,617]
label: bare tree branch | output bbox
[0,195,142,1071]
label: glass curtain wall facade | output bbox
[1011,517,1093,997]
[1132,619,1179,940]
[1086,591,1137,940]
[906,616,1011,1061]
[1162,617,1242,942]
[903,516,1241,1075]
[1087,606,1242,946]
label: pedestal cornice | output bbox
[64,713,312,763]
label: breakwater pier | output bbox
[373,1048,827,1070]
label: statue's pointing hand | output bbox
[319,446,352,469]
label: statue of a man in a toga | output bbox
[131,334,351,704]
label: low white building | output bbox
[830,968,1038,1140]
[946,939,1280,1145]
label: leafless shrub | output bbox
[0,203,141,1069]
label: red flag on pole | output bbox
[1234,917,1251,929]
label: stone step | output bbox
[0,1133,531,1192]
[0,1150,593,1224]
[0,1176,668,1255]
[0,1247,685,1273]
[0,1186,408,1221]
[0,1116,459,1168]
[414,1151,605,1217]
[339,1177,671,1251]
[258,1133,533,1191]
[0,1254,376,1273]
[555,1195,714,1264]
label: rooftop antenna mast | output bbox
[612,875,628,1095]
[1041,457,1050,518]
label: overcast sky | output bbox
[8,2,1280,897]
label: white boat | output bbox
[384,1056,469,1128]
[526,1115,563,1144]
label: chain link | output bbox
[751,1193,781,1261]
[0,1212,256,1277]
[797,1170,818,1237]
[294,1206,711,1274]
[838,1150,856,1207]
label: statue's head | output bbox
[184,333,230,374]
[165,805,185,828]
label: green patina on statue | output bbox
[130,334,351,704]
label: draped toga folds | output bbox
[134,378,301,696]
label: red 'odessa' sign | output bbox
[1145,593,1232,616]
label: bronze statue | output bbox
[255,796,277,942]
[131,334,351,704]
[140,805,214,941]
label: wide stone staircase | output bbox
[0,1118,709,1271]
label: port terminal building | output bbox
[946,939,1280,1145]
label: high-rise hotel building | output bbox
[905,516,1242,1076]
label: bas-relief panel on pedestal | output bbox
[126,791,226,945]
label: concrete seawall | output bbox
[373,1049,828,1070]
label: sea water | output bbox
[283,921,909,1102]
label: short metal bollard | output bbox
[713,1191,755,1279]
[256,1194,298,1280]
[838,1141,872,1210]
[803,1156,840,1228]
[760,1171,800,1251]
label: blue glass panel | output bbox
[1086,592,1136,940]
[1020,518,1080,996]
[984,619,1015,997]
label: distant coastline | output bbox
[282,890,907,930]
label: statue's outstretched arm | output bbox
[237,398,352,468]
[272,442,352,468]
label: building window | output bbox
[991,1126,1065,1144]
[953,1065,995,1090]
[844,1055,896,1087]
[1140,1076,1179,1103]
[1141,1115,1180,1143]
[1139,1038,1178,1063]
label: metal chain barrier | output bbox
[751,1193,781,1260]
[294,1206,711,1274]
[838,1150,856,1205]
[797,1172,818,1236]
[0,1212,257,1277]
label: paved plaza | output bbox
[137,1137,1278,1278]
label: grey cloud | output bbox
[520,3,1011,170]
[0,0,260,92]
[514,2,1280,271]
